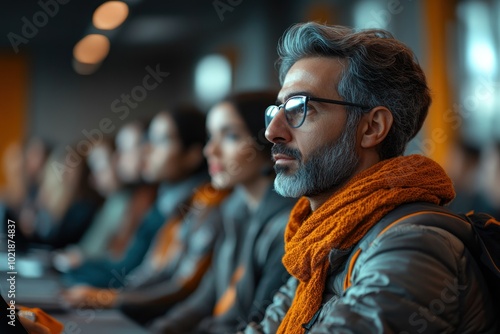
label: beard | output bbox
[272,124,359,198]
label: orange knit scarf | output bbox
[277,155,455,334]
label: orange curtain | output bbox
[421,0,457,166]
[0,52,28,187]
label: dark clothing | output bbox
[117,184,227,324]
[35,198,100,249]
[63,203,165,288]
[64,173,208,288]
[150,186,295,334]
[449,191,500,220]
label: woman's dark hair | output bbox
[224,90,278,157]
[167,105,207,173]
[169,105,207,150]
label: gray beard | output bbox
[273,125,359,198]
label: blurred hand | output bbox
[19,316,50,334]
[62,285,117,309]
[52,249,82,273]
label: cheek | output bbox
[121,153,136,166]
[163,150,186,178]
[230,145,265,181]
[222,142,254,167]
[297,123,340,159]
[149,149,165,168]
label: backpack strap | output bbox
[343,202,475,291]
[462,211,500,276]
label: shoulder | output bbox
[354,222,468,281]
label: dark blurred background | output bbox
[0,0,499,199]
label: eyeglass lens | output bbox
[265,96,307,128]
[284,96,306,128]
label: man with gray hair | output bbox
[243,22,498,333]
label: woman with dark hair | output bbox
[150,91,296,333]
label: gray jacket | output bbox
[244,205,499,334]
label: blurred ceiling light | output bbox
[93,1,129,30]
[469,42,497,74]
[195,54,232,106]
[73,34,110,64]
[459,1,497,75]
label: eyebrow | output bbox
[277,91,316,104]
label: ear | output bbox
[359,106,393,149]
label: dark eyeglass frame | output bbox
[265,95,372,128]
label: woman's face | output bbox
[142,113,186,183]
[204,102,269,189]
[115,126,144,184]
[88,144,119,196]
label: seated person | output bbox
[149,91,296,333]
[478,140,500,219]
[243,22,498,333]
[62,181,229,324]
[445,137,486,214]
[18,144,102,250]
[63,107,211,288]
[53,123,156,271]
[106,121,158,258]
[1,137,51,221]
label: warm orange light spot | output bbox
[73,34,110,64]
[93,1,129,30]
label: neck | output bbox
[239,176,273,211]
[307,192,337,212]
[308,152,381,211]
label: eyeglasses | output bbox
[265,95,372,128]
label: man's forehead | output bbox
[278,57,344,101]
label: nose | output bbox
[203,138,217,159]
[265,108,291,144]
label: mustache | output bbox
[271,144,302,161]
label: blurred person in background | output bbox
[17,143,102,250]
[149,91,295,334]
[52,122,157,271]
[105,120,158,258]
[63,106,211,289]
[1,142,26,241]
[63,173,229,325]
[1,137,52,214]
[61,112,230,324]
[478,140,500,219]
[23,137,52,203]
[1,137,52,251]
[445,137,482,213]
[1,142,25,214]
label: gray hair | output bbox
[277,22,431,159]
